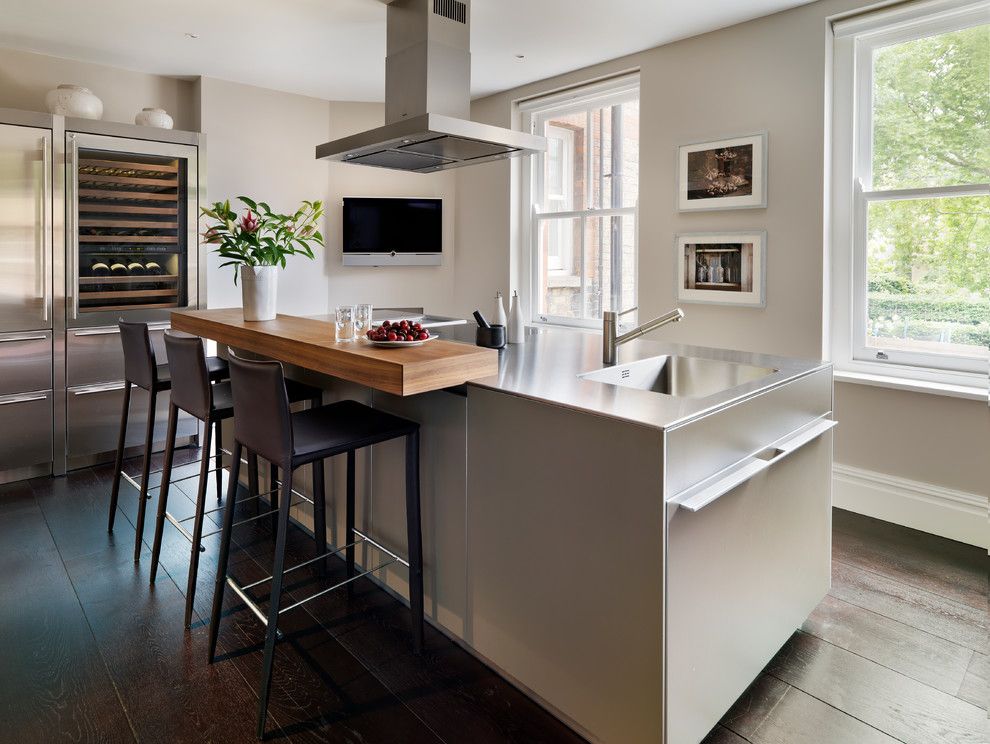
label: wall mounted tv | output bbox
[342,197,442,266]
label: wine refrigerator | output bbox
[0,108,206,482]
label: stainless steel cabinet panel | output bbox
[0,331,52,395]
[66,381,196,461]
[666,431,832,744]
[0,390,53,470]
[66,323,170,386]
[0,123,52,332]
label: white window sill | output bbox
[834,369,988,402]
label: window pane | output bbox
[866,195,989,359]
[587,99,640,209]
[871,24,990,190]
[536,215,637,321]
[539,114,583,213]
[582,215,637,319]
[537,216,581,319]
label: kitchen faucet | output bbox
[602,306,685,365]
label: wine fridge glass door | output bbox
[68,132,198,325]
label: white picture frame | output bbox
[676,231,767,307]
[676,133,768,211]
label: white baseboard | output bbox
[833,464,988,550]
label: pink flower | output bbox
[239,209,260,233]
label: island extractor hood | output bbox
[316,0,546,173]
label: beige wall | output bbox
[197,77,334,314]
[199,81,457,316]
[454,0,990,497]
[324,102,458,313]
[0,47,195,129]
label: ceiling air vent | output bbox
[433,0,466,23]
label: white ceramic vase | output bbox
[134,107,174,129]
[240,266,278,321]
[45,85,103,119]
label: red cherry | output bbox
[417,331,429,341]
[381,320,391,329]
[412,323,422,332]
[387,331,398,341]
[366,330,374,339]
[406,333,415,341]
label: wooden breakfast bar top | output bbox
[170,308,498,396]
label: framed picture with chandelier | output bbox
[676,133,767,211]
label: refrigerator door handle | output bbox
[41,135,51,323]
[67,133,79,321]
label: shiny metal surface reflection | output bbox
[580,354,777,399]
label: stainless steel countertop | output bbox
[305,315,830,431]
[438,324,831,431]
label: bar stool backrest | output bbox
[119,320,157,391]
[164,332,211,420]
[227,351,293,467]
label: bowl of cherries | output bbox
[366,319,436,347]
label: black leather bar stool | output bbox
[108,320,229,562]
[208,352,423,740]
[149,332,322,628]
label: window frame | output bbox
[830,1,990,388]
[520,73,641,329]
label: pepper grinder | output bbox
[494,291,507,327]
[508,290,525,344]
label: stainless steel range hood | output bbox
[316,0,546,173]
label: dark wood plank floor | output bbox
[0,454,986,743]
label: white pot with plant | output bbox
[201,196,325,321]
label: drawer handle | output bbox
[73,328,120,337]
[672,418,838,513]
[73,323,170,337]
[0,334,49,343]
[72,382,127,396]
[0,394,48,406]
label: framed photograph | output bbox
[677,133,767,211]
[676,231,766,307]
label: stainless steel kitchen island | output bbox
[201,316,834,744]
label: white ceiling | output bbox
[0,0,815,101]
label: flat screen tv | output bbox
[342,197,442,266]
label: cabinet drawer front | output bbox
[0,390,53,470]
[67,382,196,460]
[67,323,169,386]
[666,432,832,744]
[0,331,52,395]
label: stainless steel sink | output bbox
[579,355,778,398]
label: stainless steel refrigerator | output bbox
[0,108,205,483]
[0,110,55,483]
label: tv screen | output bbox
[342,197,442,254]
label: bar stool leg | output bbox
[184,418,214,629]
[208,440,243,663]
[345,450,355,585]
[150,403,179,584]
[247,452,260,511]
[133,389,158,563]
[405,430,424,655]
[214,419,223,501]
[269,464,280,531]
[312,460,328,576]
[108,382,132,533]
[257,468,294,740]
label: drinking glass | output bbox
[355,303,373,337]
[335,304,355,342]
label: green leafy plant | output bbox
[201,196,325,283]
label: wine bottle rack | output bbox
[76,150,187,313]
